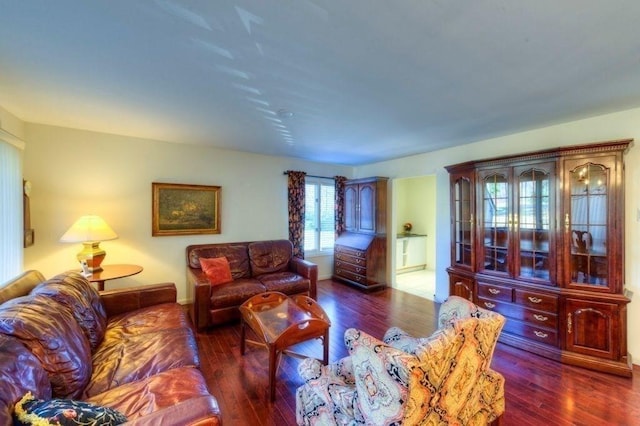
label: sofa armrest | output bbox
[187,268,212,332]
[289,257,318,300]
[100,283,177,318]
[298,355,355,384]
[124,395,221,426]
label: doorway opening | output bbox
[393,175,437,300]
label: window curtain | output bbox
[0,140,23,284]
[334,176,347,237]
[287,170,306,259]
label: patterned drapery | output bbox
[334,176,347,237]
[287,170,307,259]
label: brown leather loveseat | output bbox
[187,239,317,331]
[0,270,221,425]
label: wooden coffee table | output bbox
[239,292,331,401]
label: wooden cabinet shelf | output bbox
[446,140,632,376]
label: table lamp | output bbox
[59,215,118,272]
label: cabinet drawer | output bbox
[335,268,367,284]
[478,298,558,329]
[477,297,510,315]
[335,260,366,276]
[515,289,557,312]
[477,282,513,302]
[523,308,558,329]
[335,245,367,259]
[503,319,558,346]
[335,251,367,267]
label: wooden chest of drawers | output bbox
[333,232,386,290]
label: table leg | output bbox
[269,344,277,401]
[240,319,246,355]
[323,329,329,365]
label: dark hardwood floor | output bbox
[195,279,640,425]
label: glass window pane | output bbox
[319,184,335,251]
[304,184,318,252]
[304,180,335,253]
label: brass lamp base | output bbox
[77,241,106,272]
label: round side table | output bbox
[86,264,143,291]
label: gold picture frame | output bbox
[152,182,221,236]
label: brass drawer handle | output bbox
[528,296,543,304]
[484,302,496,309]
[533,314,548,322]
[534,330,548,339]
[488,288,501,295]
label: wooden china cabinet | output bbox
[446,140,632,376]
[334,177,388,290]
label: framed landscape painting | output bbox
[152,182,221,236]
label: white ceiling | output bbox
[2,1,640,165]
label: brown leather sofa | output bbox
[0,270,221,425]
[187,239,318,331]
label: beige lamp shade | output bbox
[60,215,118,272]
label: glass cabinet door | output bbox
[514,164,554,283]
[479,169,510,275]
[567,161,610,287]
[452,174,474,269]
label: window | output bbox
[304,178,335,255]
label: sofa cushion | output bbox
[0,334,52,426]
[248,240,293,276]
[104,303,192,340]
[86,367,215,422]
[200,257,233,286]
[209,278,266,309]
[258,271,310,295]
[0,295,92,399]
[31,271,107,351]
[85,327,199,398]
[13,391,127,426]
[188,244,251,279]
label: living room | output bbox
[5,105,640,424]
[2,2,640,424]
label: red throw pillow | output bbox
[199,257,233,286]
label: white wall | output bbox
[0,105,26,144]
[22,124,352,302]
[394,176,436,269]
[356,106,640,366]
